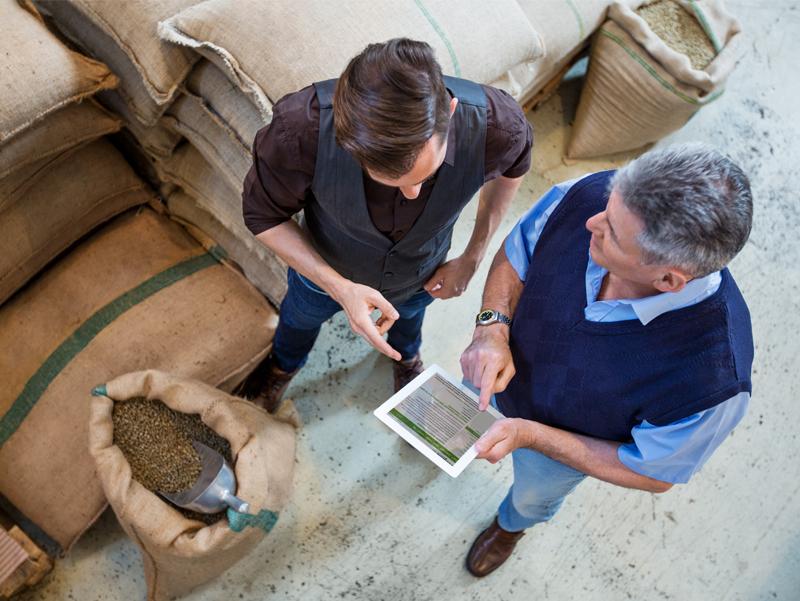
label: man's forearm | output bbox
[505,419,673,493]
[255,220,349,299]
[480,244,524,318]
[462,175,523,266]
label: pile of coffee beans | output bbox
[113,397,233,525]
[638,0,717,71]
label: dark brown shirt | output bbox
[243,84,533,244]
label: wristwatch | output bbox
[475,309,512,327]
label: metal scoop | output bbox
[159,441,250,514]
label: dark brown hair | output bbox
[333,38,451,179]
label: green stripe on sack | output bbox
[563,0,585,41]
[207,244,228,263]
[413,0,460,76]
[227,508,279,533]
[599,28,724,106]
[686,1,722,53]
[0,253,218,451]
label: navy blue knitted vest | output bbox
[495,171,754,442]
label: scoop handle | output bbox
[222,491,250,514]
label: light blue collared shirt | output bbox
[503,176,749,484]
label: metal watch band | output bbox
[475,309,512,327]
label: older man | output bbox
[460,143,754,577]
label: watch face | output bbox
[478,310,495,322]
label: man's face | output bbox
[366,132,448,200]
[585,189,655,285]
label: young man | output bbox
[239,38,532,410]
[460,143,754,576]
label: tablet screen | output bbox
[374,364,504,477]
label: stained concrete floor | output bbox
[21,2,800,600]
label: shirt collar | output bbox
[586,254,722,325]
[630,272,721,325]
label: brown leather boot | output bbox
[233,354,299,413]
[393,353,424,392]
[466,516,526,577]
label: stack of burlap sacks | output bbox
[1,1,296,599]
[30,0,557,307]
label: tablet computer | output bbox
[374,364,504,478]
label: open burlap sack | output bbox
[566,0,742,159]
[0,98,121,180]
[159,0,544,117]
[0,207,279,553]
[89,370,296,601]
[0,138,149,305]
[490,0,645,103]
[0,0,118,143]
[162,191,288,307]
[185,60,269,152]
[35,0,202,126]
[164,93,252,192]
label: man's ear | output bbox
[653,267,692,294]
[450,97,458,117]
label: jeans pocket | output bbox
[290,268,329,297]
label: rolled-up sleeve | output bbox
[482,85,533,182]
[618,391,750,484]
[242,87,319,236]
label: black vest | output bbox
[496,171,754,442]
[305,77,487,307]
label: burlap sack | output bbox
[89,370,295,601]
[490,0,645,103]
[35,0,202,126]
[0,98,121,180]
[0,138,149,303]
[164,190,288,307]
[0,0,118,143]
[164,93,252,192]
[0,143,86,213]
[155,143,288,306]
[156,142,246,238]
[0,207,279,553]
[567,0,743,159]
[159,0,544,117]
[97,89,183,160]
[184,59,269,152]
[0,138,149,305]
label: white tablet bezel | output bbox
[374,363,504,478]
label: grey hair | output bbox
[609,143,752,278]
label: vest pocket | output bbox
[417,246,450,277]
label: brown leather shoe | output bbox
[466,517,526,577]
[233,354,299,413]
[393,353,424,392]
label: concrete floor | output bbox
[21,2,799,600]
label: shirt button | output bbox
[389,251,397,257]
[396,230,403,235]
[400,200,407,206]
[385,272,394,278]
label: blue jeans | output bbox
[498,448,587,532]
[271,268,436,372]
[461,381,588,533]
